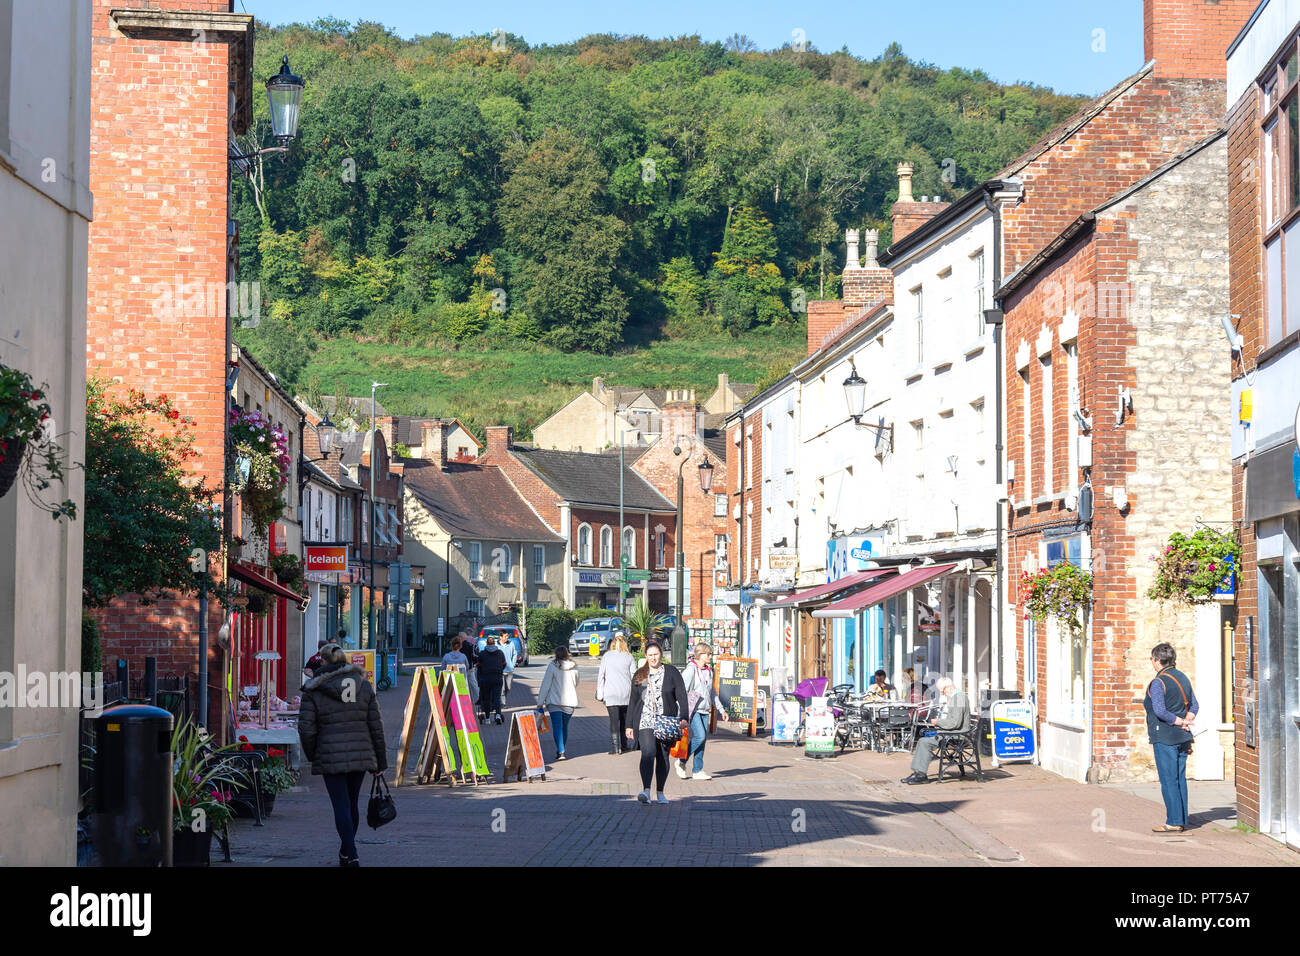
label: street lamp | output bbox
[670,445,715,665]
[230,55,305,163]
[842,358,892,446]
[369,383,389,651]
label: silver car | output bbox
[568,617,625,655]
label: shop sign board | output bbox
[990,699,1036,765]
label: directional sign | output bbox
[624,569,651,581]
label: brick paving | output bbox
[217,657,1297,868]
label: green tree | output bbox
[82,380,222,608]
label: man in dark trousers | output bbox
[476,635,507,724]
[1146,642,1199,833]
[900,677,969,784]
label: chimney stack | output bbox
[890,163,950,245]
[806,227,894,355]
[662,391,699,442]
[421,420,449,471]
[1143,0,1256,81]
[845,228,861,271]
[485,425,514,457]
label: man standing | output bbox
[1145,643,1198,833]
[900,677,969,785]
[477,635,507,725]
[500,633,518,706]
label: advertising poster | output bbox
[991,699,1036,762]
[771,698,801,744]
[440,668,489,776]
[804,698,836,756]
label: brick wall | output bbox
[86,0,236,712]
[480,426,565,534]
[632,401,726,618]
[891,200,950,244]
[1144,0,1259,80]
[1226,85,1262,827]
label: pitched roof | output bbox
[611,386,667,407]
[319,394,391,421]
[394,416,481,449]
[510,447,674,511]
[404,460,563,543]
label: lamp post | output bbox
[229,55,305,164]
[670,445,715,665]
[368,382,388,650]
[842,360,893,446]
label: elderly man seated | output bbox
[900,677,970,785]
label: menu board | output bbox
[715,656,758,737]
[502,711,547,782]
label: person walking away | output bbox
[679,643,725,779]
[626,641,688,805]
[442,636,469,674]
[298,643,388,866]
[477,635,507,724]
[460,631,480,709]
[500,632,518,706]
[538,647,580,759]
[597,635,637,754]
[1146,642,1199,833]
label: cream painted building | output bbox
[0,0,92,865]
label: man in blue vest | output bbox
[1145,642,1199,833]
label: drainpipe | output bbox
[982,184,1007,694]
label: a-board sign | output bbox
[440,668,489,778]
[770,697,800,744]
[990,698,1036,764]
[347,649,376,688]
[804,698,835,756]
[502,711,547,783]
[715,656,758,737]
[393,666,458,786]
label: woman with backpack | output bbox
[537,646,581,760]
[626,641,688,805]
[678,642,725,780]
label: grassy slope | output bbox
[300,327,806,441]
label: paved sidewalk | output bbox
[216,656,1297,867]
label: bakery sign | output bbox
[305,545,347,574]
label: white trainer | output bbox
[674,759,688,779]
[691,771,713,780]
[636,790,650,804]
[655,792,669,805]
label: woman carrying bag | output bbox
[626,641,688,805]
[299,643,389,867]
[678,642,725,780]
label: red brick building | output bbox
[631,391,729,621]
[85,1,254,725]
[998,0,1254,783]
[479,427,677,614]
[1225,1,1300,849]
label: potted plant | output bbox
[228,406,289,541]
[0,363,76,518]
[1020,562,1092,636]
[1147,528,1241,605]
[272,551,303,585]
[257,746,298,814]
[172,719,245,866]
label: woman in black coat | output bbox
[625,641,688,805]
[299,644,388,866]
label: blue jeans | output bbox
[550,710,571,755]
[687,713,709,774]
[1152,741,1191,827]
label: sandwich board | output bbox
[501,710,548,783]
[393,665,459,786]
[440,667,490,781]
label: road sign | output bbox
[620,553,631,568]
[624,569,651,581]
[439,582,449,597]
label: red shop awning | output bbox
[230,562,310,609]
[769,567,897,607]
[813,563,957,618]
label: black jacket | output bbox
[627,663,688,732]
[477,645,506,682]
[298,663,388,776]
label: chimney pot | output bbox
[862,229,880,268]
[896,162,915,203]
[844,228,861,271]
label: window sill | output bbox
[1031,493,1065,507]
[932,361,953,375]
[904,366,924,383]
[964,339,987,359]
[1046,715,1088,733]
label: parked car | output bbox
[567,617,625,656]
[477,625,528,666]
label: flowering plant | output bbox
[0,363,76,519]
[1020,563,1092,637]
[228,406,289,539]
[1147,528,1240,605]
[259,746,299,795]
[172,719,247,833]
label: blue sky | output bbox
[237,0,1147,97]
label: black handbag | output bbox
[366,774,397,829]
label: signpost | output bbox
[502,711,547,783]
[990,698,1037,767]
[714,656,758,737]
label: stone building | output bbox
[0,0,92,866]
[1225,0,1300,850]
[85,0,255,732]
[995,0,1255,782]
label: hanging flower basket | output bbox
[228,407,289,541]
[0,364,76,518]
[1147,528,1241,605]
[0,437,23,499]
[1020,563,1092,636]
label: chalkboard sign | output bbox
[715,656,758,737]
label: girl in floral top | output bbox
[626,642,688,805]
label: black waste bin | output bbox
[93,704,173,867]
